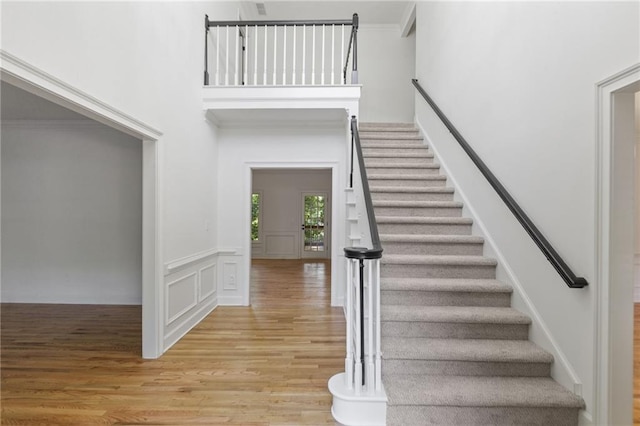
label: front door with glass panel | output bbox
[301,193,329,258]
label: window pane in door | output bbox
[304,195,325,252]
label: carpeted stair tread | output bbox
[382,337,553,364]
[360,122,416,129]
[381,305,531,325]
[363,151,434,158]
[384,375,584,409]
[368,174,447,182]
[380,234,483,244]
[382,254,497,267]
[361,142,426,149]
[371,186,454,194]
[380,278,511,293]
[365,160,438,168]
[360,133,424,140]
[373,200,462,208]
[376,216,472,225]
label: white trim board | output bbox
[1,50,164,359]
[594,62,640,426]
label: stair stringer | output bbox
[414,118,590,424]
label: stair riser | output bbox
[378,223,472,235]
[381,290,511,307]
[371,192,454,201]
[381,321,529,340]
[366,167,441,175]
[380,241,484,256]
[387,406,579,426]
[381,263,496,279]
[382,360,550,377]
[368,179,447,187]
[365,157,435,166]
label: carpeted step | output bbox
[377,216,473,235]
[381,305,531,340]
[370,186,454,201]
[365,157,435,168]
[382,337,553,377]
[363,147,433,157]
[360,122,416,130]
[381,254,497,279]
[385,375,584,426]
[368,174,447,187]
[366,162,441,175]
[374,200,463,217]
[380,234,484,256]
[380,278,512,307]
[360,141,425,149]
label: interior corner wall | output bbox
[635,92,640,302]
[414,1,639,418]
[1,121,142,304]
[251,169,332,259]
[358,25,415,123]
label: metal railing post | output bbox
[351,13,358,84]
[204,15,210,85]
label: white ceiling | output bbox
[240,1,412,27]
[1,81,87,121]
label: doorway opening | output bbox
[1,57,162,358]
[249,168,333,306]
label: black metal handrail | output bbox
[343,14,359,84]
[412,79,587,289]
[345,116,383,260]
[204,14,359,86]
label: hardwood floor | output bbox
[1,259,343,425]
[635,303,640,424]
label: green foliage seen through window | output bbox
[251,193,260,241]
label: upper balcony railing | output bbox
[204,14,359,87]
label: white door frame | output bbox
[594,62,640,425]
[0,51,164,359]
[244,163,340,306]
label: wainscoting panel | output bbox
[199,264,217,302]
[260,233,299,259]
[166,272,198,325]
[222,262,238,290]
[163,250,221,352]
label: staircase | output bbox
[358,123,585,426]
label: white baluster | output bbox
[282,25,287,85]
[374,258,382,392]
[321,24,325,85]
[244,25,248,85]
[331,24,335,85]
[263,25,268,85]
[234,25,239,85]
[354,259,362,395]
[341,25,345,85]
[311,25,316,85]
[215,26,220,85]
[302,25,306,85]
[225,25,229,85]
[292,25,297,85]
[366,260,375,394]
[345,258,354,390]
[253,25,258,85]
[272,25,277,85]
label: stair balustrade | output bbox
[344,116,383,394]
[204,14,359,86]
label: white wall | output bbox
[0,1,243,352]
[359,25,415,123]
[635,92,640,302]
[216,122,348,306]
[252,169,331,259]
[1,121,142,304]
[414,1,639,421]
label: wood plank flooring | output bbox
[635,303,640,424]
[1,259,343,425]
